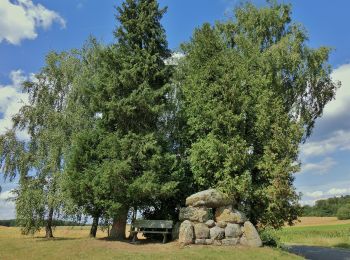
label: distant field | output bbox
[278,217,350,249]
[292,217,350,227]
[0,226,301,260]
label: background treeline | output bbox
[302,196,350,219]
[0,219,81,227]
[0,0,338,239]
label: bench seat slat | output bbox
[130,231,171,234]
[132,220,173,229]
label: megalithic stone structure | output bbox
[178,189,262,247]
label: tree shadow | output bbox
[334,243,350,249]
[97,236,169,245]
[33,237,80,242]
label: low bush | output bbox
[259,227,281,248]
[337,204,350,220]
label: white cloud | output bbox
[300,157,336,175]
[302,187,350,205]
[327,188,348,196]
[0,0,66,45]
[305,191,324,198]
[164,52,185,66]
[0,70,30,140]
[0,189,15,220]
[301,130,350,158]
[324,64,350,119]
[0,189,15,200]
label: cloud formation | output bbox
[0,0,66,45]
[0,189,15,220]
[303,187,350,204]
[301,157,337,175]
[0,70,30,140]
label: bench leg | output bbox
[163,234,167,244]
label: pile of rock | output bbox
[178,189,262,247]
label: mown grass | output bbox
[0,226,301,260]
[278,222,350,249]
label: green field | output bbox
[278,218,350,249]
[0,226,300,260]
[3,217,350,259]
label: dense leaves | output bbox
[302,196,350,218]
[0,1,339,236]
[177,2,338,228]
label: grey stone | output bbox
[186,189,231,208]
[210,226,225,240]
[225,223,242,238]
[205,239,213,245]
[194,223,210,239]
[215,206,246,224]
[179,207,209,223]
[222,238,239,246]
[240,221,262,247]
[216,221,227,228]
[179,220,194,245]
[213,240,222,246]
[195,239,206,245]
[205,220,215,228]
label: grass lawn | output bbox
[0,226,301,260]
[278,217,350,249]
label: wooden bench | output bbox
[130,220,173,244]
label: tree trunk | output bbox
[90,215,99,238]
[45,207,54,238]
[110,207,129,240]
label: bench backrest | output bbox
[132,220,173,229]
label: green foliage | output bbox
[337,204,350,220]
[0,51,80,236]
[259,227,282,248]
[64,0,183,228]
[302,196,350,217]
[0,0,339,236]
[177,1,338,228]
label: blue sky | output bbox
[1,0,350,219]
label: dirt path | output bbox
[287,245,350,260]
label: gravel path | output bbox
[287,245,350,260]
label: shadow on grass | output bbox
[334,243,350,249]
[33,237,80,242]
[98,237,169,245]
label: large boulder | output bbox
[179,207,209,223]
[225,223,242,238]
[205,220,215,228]
[179,220,194,245]
[195,239,206,245]
[205,239,213,245]
[240,221,262,247]
[194,223,210,239]
[186,189,231,208]
[209,226,225,240]
[216,221,227,228]
[215,206,246,224]
[222,238,239,246]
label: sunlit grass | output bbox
[0,226,301,260]
[278,220,350,249]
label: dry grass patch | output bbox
[292,217,350,227]
[0,226,301,260]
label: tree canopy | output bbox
[0,0,339,237]
[177,2,338,228]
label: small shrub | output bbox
[259,227,281,248]
[337,204,350,220]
